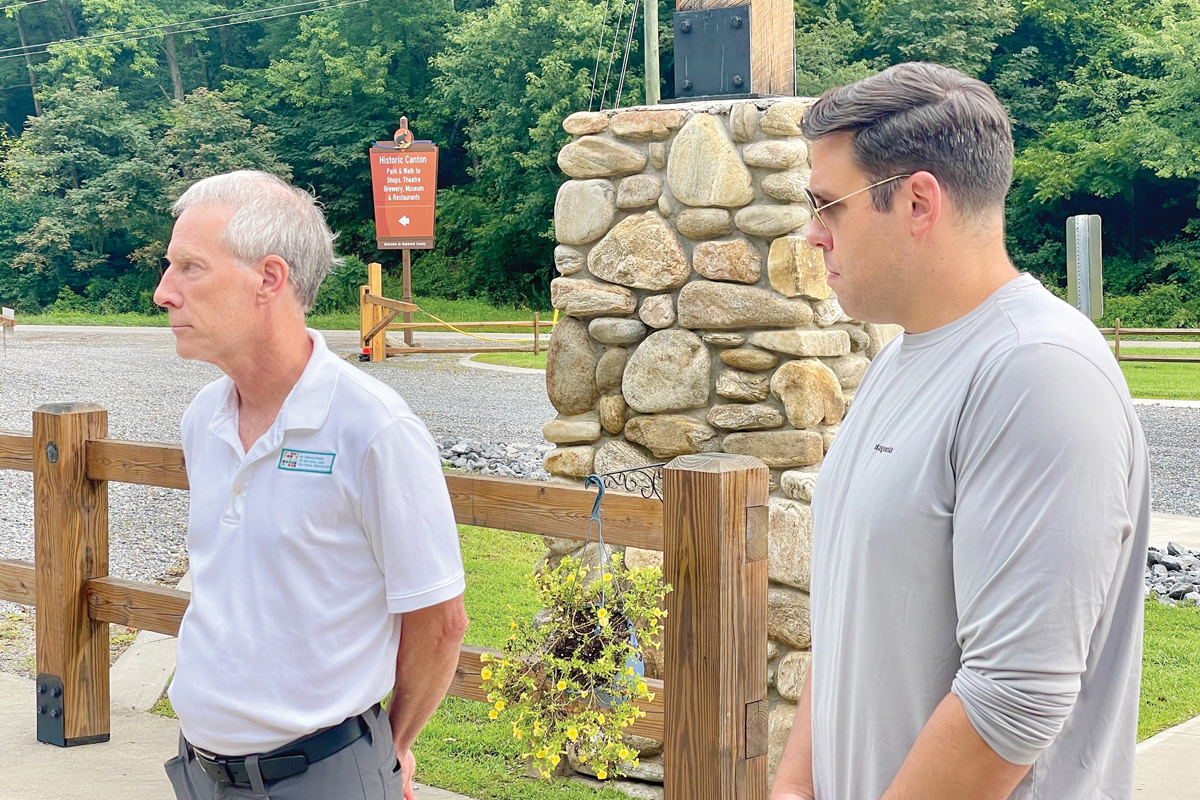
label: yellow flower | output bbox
[619,748,630,760]
[597,713,605,724]
[495,700,505,711]
[536,748,547,759]
[550,754,560,766]
[567,727,578,741]
[557,680,567,691]
[513,728,523,739]
[481,667,493,681]
[596,769,608,780]
[597,608,609,619]
[626,666,635,676]
[603,572,612,582]
[632,759,639,769]
[488,709,498,720]
[480,652,491,663]
[579,753,588,763]
[637,682,647,693]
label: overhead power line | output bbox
[0,0,57,17]
[0,0,369,62]
[0,0,340,57]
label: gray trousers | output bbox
[165,705,403,800]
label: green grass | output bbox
[141,526,1200,782]
[146,526,625,798]
[471,352,548,370]
[14,297,553,334]
[15,311,173,326]
[1118,347,1200,400]
[1140,599,1200,741]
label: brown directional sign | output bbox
[370,141,439,250]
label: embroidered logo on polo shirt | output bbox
[873,444,893,454]
[278,449,336,474]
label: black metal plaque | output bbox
[673,6,752,99]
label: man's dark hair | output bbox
[801,62,1014,220]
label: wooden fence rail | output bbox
[1101,318,1200,363]
[359,261,552,360]
[0,404,768,799]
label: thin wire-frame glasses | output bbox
[803,174,913,230]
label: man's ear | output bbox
[258,255,292,305]
[905,171,942,238]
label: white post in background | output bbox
[1067,214,1103,320]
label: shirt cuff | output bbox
[951,664,1077,766]
[387,573,466,614]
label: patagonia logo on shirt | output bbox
[278,449,336,474]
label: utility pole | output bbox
[645,0,660,105]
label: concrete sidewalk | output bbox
[0,671,472,800]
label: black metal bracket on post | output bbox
[36,672,109,746]
[673,5,753,100]
[35,673,65,746]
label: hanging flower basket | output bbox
[480,550,670,780]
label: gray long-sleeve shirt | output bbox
[810,274,1149,799]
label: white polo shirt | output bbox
[169,329,465,756]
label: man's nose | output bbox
[153,268,179,309]
[805,218,832,251]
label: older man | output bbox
[154,170,467,800]
[770,64,1149,799]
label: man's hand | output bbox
[387,595,468,791]
[770,666,815,800]
[399,748,417,800]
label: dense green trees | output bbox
[0,0,1197,321]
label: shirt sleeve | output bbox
[358,415,466,614]
[948,343,1136,765]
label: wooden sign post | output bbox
[369,117,439,347]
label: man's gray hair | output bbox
[172,170,337,311]
[801,62,1014,220]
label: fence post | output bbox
[663,453,770,800]
[33,403,110,746]
[1114,318,1122,362]
[359,284,370,354]
[533,312,540,354]
[368,261,387,361]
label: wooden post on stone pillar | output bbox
[676,0,795,96]
[33,403,110,746]
[663,453,770,800]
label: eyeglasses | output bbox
[803,174,913,230]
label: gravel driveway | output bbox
[1,325,1198,610]
[0,326,553,614]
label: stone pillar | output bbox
[544,101,903,792]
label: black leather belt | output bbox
[186,705,376,788]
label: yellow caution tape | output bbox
[413,306,537,344]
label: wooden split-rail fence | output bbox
[359,262,552,361]
[1102,319,1200,363]
[0,402,771,800]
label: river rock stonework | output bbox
[547,100,903,792]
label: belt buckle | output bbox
[193,747,236,785]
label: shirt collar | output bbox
[279,329,340,432]
[207,329,340,446]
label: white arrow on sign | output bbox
[399,215,410,227]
